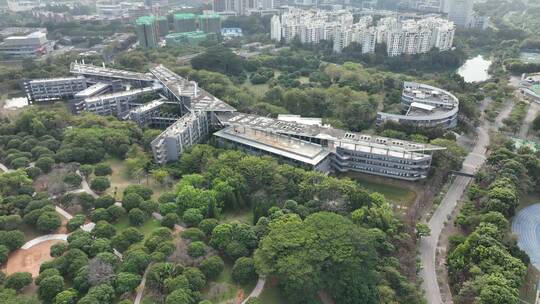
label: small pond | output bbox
[456,55,492,83]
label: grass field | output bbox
[518,191,540,211]
[201,262,256,303]
[338,172,417,207]
[259,284,290,304]
[242,82,270,98]
[219,208,253,225]
[113,217,162,237]
[105,159,170,201]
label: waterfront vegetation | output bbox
[447,138,540,303]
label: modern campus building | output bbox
[165,31,209,47]
[271,8,455,55]
[377,82,459,129]
[74,85,162,117]
[173,13,198,33]
[198,14,222,33]
[23,76,87,102]
[23,63,444,181]
[520,73,540,103]
[157,16,169,36]
[73,82,111,101]
[0,30,51,58]
[136,16,159,49]
[69,61,155,88]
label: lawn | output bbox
[201,262,256,303]
[338,172,417,207]
[113,217,162,237]
[219,208,253,225]
[518,191,540,211]
[242,82,270,98]
[259,283,290,304]
[104,158,171,201]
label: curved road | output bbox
[20,234,68,249]
[420,123,489,304]
[512,205,540,269]
[420,97,525,303]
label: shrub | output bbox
[187,241,206,258]
[36,212,61,233]
[128,208,145,226]
[91,208,111,222]
[0,245,8,264]
[79,164,93,178]
[38,275,64,302]
[50,242,68,257]
[94,163,112,176]
[5,272,32,291]
[161,213,179,229]
[107,205,126,221]
[63,172,82,187]
[90,177,110,193]
[67,214,85,232]
[95,195,115,209]
[182,208,203,227]
[122,193,143,211]
[25,166,42,179]
[232,257,257,284]
[35,156,55,173]
[123,185,153,200]
[180,228,206,242]
[199,256,224,279]
[198,219,219,236]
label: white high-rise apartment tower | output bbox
[448,0,473,27]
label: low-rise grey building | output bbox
[151,111,211,164]
[520,73,540,103]
[24,76,87,102]
[70,61,155,88]
[75,85,162,117]
[73,82,111,101]
[216,112,443,180]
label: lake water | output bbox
[3,96,29,109]
[456,55,492,83]
[520,52,540,64]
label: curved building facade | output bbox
[377,82,459,129]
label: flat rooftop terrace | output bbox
[74,82,110,98]
[215,126,330,166]
[27,76,85,84]
[150,65,236,112]
[70,62,154,82]
[217,112,444,153]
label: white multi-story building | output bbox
[272,9,454,56]
[271,8,353,44]
[447,0,473,28]
[0,30,51,58]
[384,17,455,56]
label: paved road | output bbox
[420,96,501,303]
[512,205,540,269]
[76,170,98,198]
[21,234,68,249]
[0,163,10,173]
[242,276,267,304]
[420,96,527,303]
[420,124,489,304]
[134,264,150,304]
